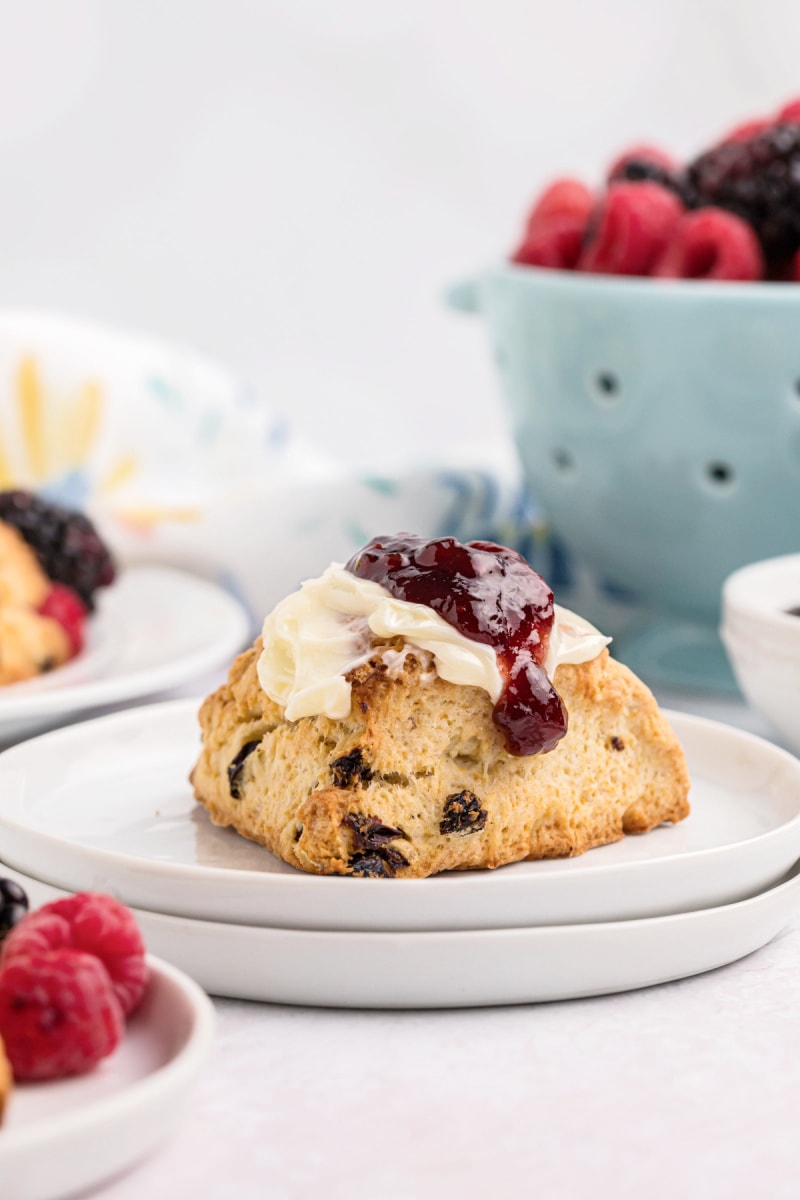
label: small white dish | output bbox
[3,861,798,1008]
[1,701,800,930]
[0,566,248,743]
[0,955,215,1200]
[721,553,800,753]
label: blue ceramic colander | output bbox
[448,266,800,690]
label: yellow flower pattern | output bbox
[0,355,199,530]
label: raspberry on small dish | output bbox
[0,887,149,1085]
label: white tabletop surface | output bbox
[15,675,800,1200]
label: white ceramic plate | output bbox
[0,955,215,1200]
[2,861,798,1009]
[0,702,799,930]
[0,567,248,743]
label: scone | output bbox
[0,521,71,684]
[0,1032,11,1123]
[0,489,117,685]
[192,534,690,879]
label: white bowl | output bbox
[721,553,800,752]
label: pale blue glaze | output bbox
[448,266,800,624]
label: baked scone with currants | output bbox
[191,534,690,879]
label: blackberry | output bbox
[0,878,28,941]
[0,490,115,609]
[685,124,800,262]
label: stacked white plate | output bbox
[1,700,800,1008]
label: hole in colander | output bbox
[793,379,800,398]
[552,447,574,472]
[594,371,620,398]
[494,345,508,370]
[706,462,735,486]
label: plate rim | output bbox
[0,566,249,723]
[3,855,800,940]
[0,698,799,899]
[4,859,798,1009]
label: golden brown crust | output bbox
[0,521,50,610]
[0,1033,11,1123]
[0,607,72,685]
[0,519,72,685]
[191,639,690,879]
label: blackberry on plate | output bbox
[0,490,115,609]
[0,878,28,941]
[685,123,800,263]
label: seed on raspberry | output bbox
[0,879,28,942]
[579,182,683,276]
[38,584,88,655]
[512,214,586,270]
[0,490,115,610]
[0,949,123,1080]
[3,893,149,1017]
[653,208,764,281]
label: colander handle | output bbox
[444,278,480,314]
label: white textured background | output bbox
[1,0,799,467]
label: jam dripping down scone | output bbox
[0,490,116,686]
[191,535,690,879]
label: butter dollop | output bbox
[257,563,610,722]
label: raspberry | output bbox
[512,214,586,270]
[3,893,149,1017]
[579,182,683,275]
[718,118,769,146]
[777,99,800,124]
[0,490,115,610]
[653,209,764,281]
[38,584,87,654]
[0,949,123,1080]
[524,177,593,230]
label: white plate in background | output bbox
[0,567,248,744]
[3,861,799,1009]
[0,956,215,1200]
[0,703,799,929]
